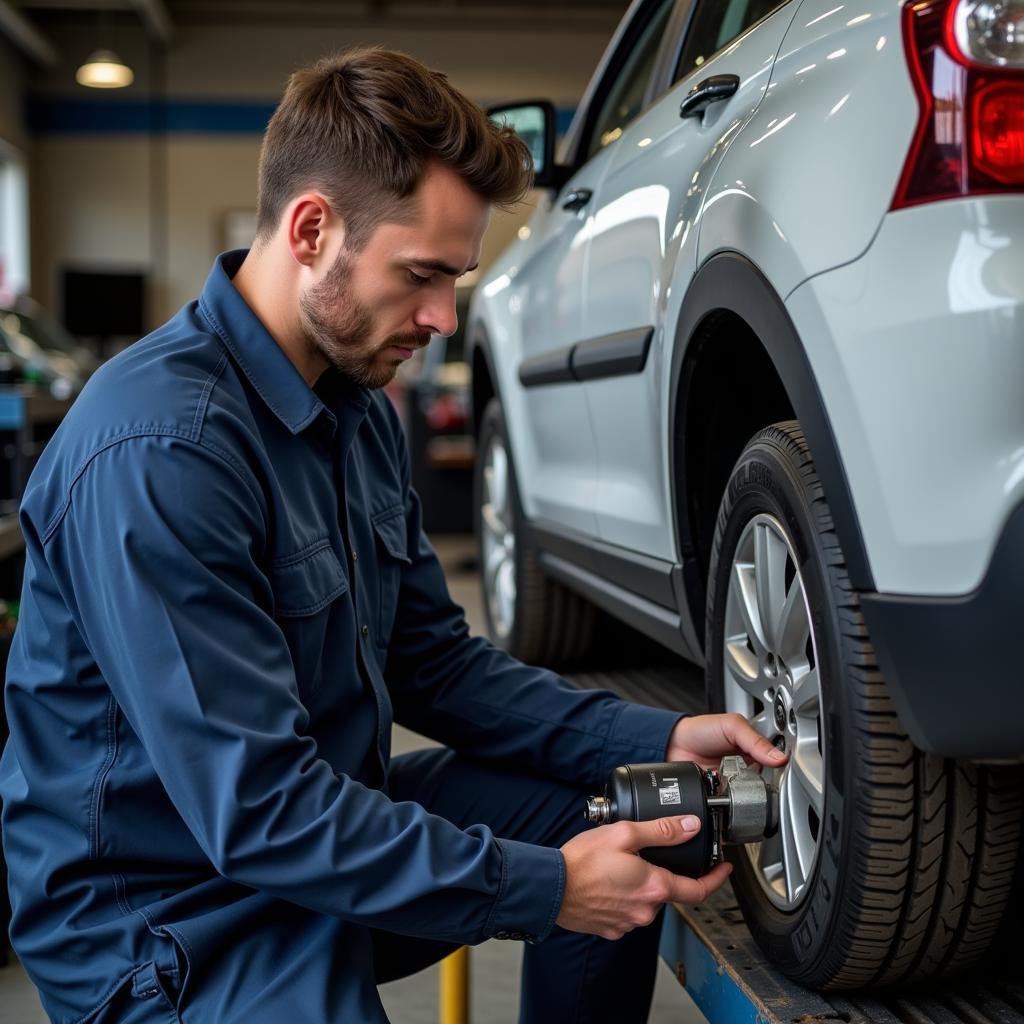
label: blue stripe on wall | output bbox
[26,97,578,137]
[25,98,277,135]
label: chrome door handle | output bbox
[679,74,740,119]
[561,187,593,212]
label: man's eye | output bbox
[408,270,431,286]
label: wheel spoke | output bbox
[496,560,515,632]
[483,543,505,590]
[779,770,808,902]
[750,708,776,740]
[758,830,785,893]
[790,739,825,817]
[790,666,820,715]
[776,579,810,666]
[488,446,508,522]
[481,503,506,541]
[730,563,767,656]
[724,636,760,695]
[754,523,788,652]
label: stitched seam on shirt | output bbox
[274,581,347,617]
[67,966,140,1024]
[200,297,321,434]
[484,839,510,936]
[190,349,228,443]
[371,503,404,525]
[112,871,133,917]
[270,537,332,569]
[41,429,261,545]
[596,701,628,775]
[451,698,618,739]
[542,851,566,941]
[88,694,119,862]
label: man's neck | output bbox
[231,248,329,388]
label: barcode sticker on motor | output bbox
[659,782,681,805]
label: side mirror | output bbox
[488,100,562,190]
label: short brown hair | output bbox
[256,47,533,248]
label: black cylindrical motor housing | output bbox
[603,762,714,876]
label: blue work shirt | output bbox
[0,251,681,1023]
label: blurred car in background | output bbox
[2,296,101,380]
[403,288,475,534]
[0,316,78,400]
[0,297,92,399]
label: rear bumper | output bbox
[860,503,1024,761]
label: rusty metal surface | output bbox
[665,887,1024,1024]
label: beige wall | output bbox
[26,19,613,326]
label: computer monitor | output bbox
[61,268,146,339]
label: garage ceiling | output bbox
[8,0,628,40]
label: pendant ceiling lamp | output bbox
[76,48,134,89]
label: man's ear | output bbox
[285,193,345,268]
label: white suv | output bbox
[468,0,1024,991]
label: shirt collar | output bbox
[197,249,366,437]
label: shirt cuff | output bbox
[597,702,686,781]
[484,838,565,944]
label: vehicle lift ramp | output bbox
[660,886,1024,1024]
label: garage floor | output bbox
[0,536,708,1024]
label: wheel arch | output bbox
[468,320,499,439]
[669,252,874,639]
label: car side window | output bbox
[674,0,785,82]
[585,0,675,161]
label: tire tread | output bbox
[709,420,1023,989]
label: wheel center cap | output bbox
[773,692,788,732]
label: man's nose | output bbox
[414,291,459,339]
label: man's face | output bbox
[299,162,490,389]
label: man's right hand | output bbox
[555,815,732,940]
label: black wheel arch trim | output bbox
[669,252,875,615]
[859,501,1024,761]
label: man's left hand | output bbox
[666,712,788,769]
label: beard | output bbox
[299,250,430,390]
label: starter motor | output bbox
[585,757,780,877]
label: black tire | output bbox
[706,420,1023,989]
[474,398,594,667]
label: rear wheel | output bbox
[474,398,594,667]
[706,420,1023,989]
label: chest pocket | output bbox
[270,540,348,697]
[372,505,411,646]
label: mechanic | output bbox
[0,48,787,1024]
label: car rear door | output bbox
[507,0,676,537]
[577,0,800,559]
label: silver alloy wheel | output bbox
[722,513,825,910]
[480,432,516,640]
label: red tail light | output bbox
[972,81,1024,182]
[892,0,1024,209]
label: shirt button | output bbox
[361,624,369,638]
[352,550,358,562]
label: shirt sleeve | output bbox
[382,413,684,787]
[43,433,563,945]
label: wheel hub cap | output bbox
[772,691,788,734]
[721,512,825,911]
